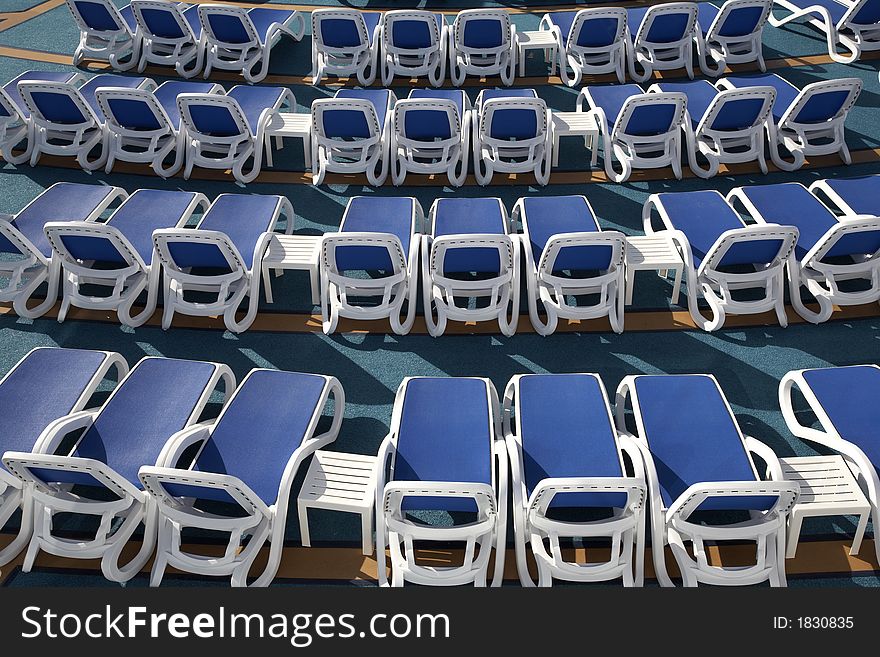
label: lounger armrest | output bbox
[743,435,785,481]
[31,409,99,454]
[154,422,214,469]
[0,213,12,223]
[666,480,799,524]
[382,481,498,541]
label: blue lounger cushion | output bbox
[633,375,777,511]
[0,183,120,258]
[393,378,493,513]
[4,71,79,118]
[820,175,880,216]
[461,17,506,48]
[404,89,464,140]
[481,89,539,141]
[389,14,444,49]
[318,12,381,47]
[520,195,611,271]
[245,8,295,44]
[627,6,692,42]
[139,4,201,39]
[655,80,766,130]
[26,74,146,125]
[723,73,850,124]
[433,198,506,274]
[334,197,415,271]
[204,7,294,45]
[481,88,537,103]
[165,370,329,505]
[30,358,219,489]
[657,190,783,268]
[697,2,765,36]
[545,11,622,48]
[79,74,150,118]
[153,80,217,130]
[74,0,137,31]
[518,374,626,508]
[0,348,111,466]
[801,366,880,471]
[322,89,390,139]
[226,85,286,136]
[588,84,680,136]
[408,89,465,118]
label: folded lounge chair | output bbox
[626,2,699,82]
[695,0,772,75]
[503,374,646,586]
[178,84,295,184]
[320,196,422,335]
[769,0,880,63]
[0,347,127,570]
[421,198,520,337]
[376,377,507,587]
[131,0,204,78]
[311,88,395,186]
[718,72,861,170]
[199,4,304,84]
[512,195,626,335]
[779,364,880,564]
[472,88,551,186]
[65,0,140,70]
[310,9,381,86]
[578,83,688,182]
[18,73,154,170]
[153,193,293,333]
[380,10,447,86]
[539,8,628,86]
[0,182,127,319]
[44,189,211,327]
[140,368,344,587]
[2,356,234,583]
[449,9,517,86]
[728,182,880,323]
[616,373,799,586]
[648,79,775,178]
[643,190,798,330]
[390,89,470,187]
[810,173,880,216]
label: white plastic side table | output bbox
[624,235,684,306]
[517,30,558,76]
[266,112,312,168]
[261,234,322,306]
[551,111,599,168]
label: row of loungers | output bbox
[0,347,878,587]
[2,175,876,334]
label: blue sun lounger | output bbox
[810,173,880,216]
[178,84,295,183]
[320,196,423,335]
[131,0,204,77]
[153,193,293,333]
[695,0,772,75]
[0,347,127,571]
[780,364,880,564]
[512,195,627,335]
[44,189,210,328]
[380,10,447,86]
[17,73,154,170]
[643,189,798,330]
[503,373,646,586]
[2,356,234,583]
[626,2,699,82]
[616,373,798,586]
[376,376,507,587]
[450,9,517,86]
[578,83,688,182]
[422,197,520,337]
[311,9,381,86]
[539,8,628,86]
[0,182,127,320]
[727,182,880,323]
[648,79,775,178]
[770,0,880,63]
[140,368,344,587]
[65,0,139,70]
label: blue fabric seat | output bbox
[652,80,719,128]
[723,73,849,124]
[519,196,610,271]
[318,11,381,47]
[78,74,151,118]
[335,88,390,126]
[3,71,79,118]
[334,197,415,271]
[628,6,692,42]
[388,13,444,49]
[545,11,622,47]
[480,88,537,104]
[655,79,767,131]
[462,17,505,48]
[138,3,202,39]
[818,175,880,216]
[697,1,766,36]
[152,80,217,130]
[74,0,137,31]
[586,84,657,129]
[392,378,493,513]
[433,198,507,274]
[245,8,295,44]
[224,85,286,136]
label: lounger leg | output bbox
[262,265,274,304]
[298,505,311,548]
[0,490,31,567]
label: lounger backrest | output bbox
[481,97,546,142]
[453,9,511,53]
[0,88,22,124]
[199,4,258,46]
[326,196,416,273]
[568,8,627,50]
[312,9,370,51]
[178,93,249,139]
[430,197,510,275]
[706,227,795,269]
[395,99,460,143]
[706,0,770,38]
[66,0,131,35]
[614,92,687,138]
[782,78,861,127]
[633,2,698,44]
[807,217,880,264]
[18,81,96,127]
[844,0,880,26]
[313,97,381,141]
[701,86,775,133]
[392,377,495,512]
[801,365,880,446]
[132,0,195,41]
[96,87,170,133]
[383,10,443,53]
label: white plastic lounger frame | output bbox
[178,87,295,184]
[580,88,688,183]
[139,370,344,587]
[421,199,520,337]
[375,377,508,587]
[131,0,204,78]
[503,374,647,587]
[628,3,699,82]
[2,359,234,584]
[473,96,552,186]
[390,96,470,187]
[311,9,380,85]
[66,0,139,70]
[44,193,211,327]
[320,201,424,336]
[727,185,880,324]
[769,0,880,63]
[449,9,517,86]
[616,374,799,587]
[540,8,628,86]
[380,11,447,86]
[779,366,880,564]
[0,184,128,320]
[0,348,128,570]
[695,0,772,75]
[199,4,304,84]
[96,83,223,177]
[153,195,294,334]
[311,92,395,187]
[512,197,627,335]
[643,192,799,331]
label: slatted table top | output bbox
[297,450,378,512]
[779,455,870,514]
